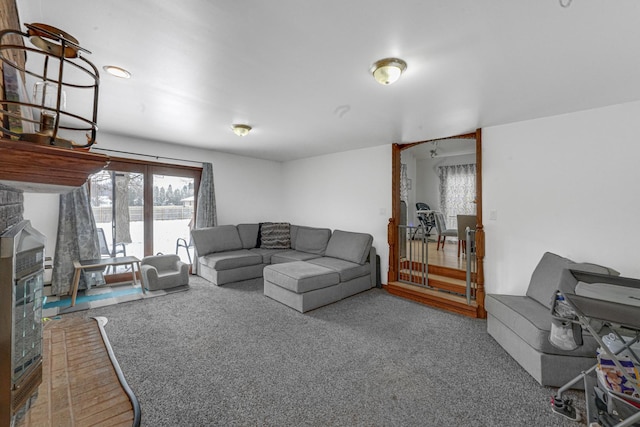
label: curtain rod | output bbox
[92,147,204,165]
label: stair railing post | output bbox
[465,227,475,305]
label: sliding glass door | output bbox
[89,169,144,273]
[89,158,201,275]
[153,172,195,261]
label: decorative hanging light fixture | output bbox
[231,124,251,136]
[430,141,439,158]
[0,23,100,148]
[370,57,407,85]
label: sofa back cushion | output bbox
[526,252,619,309]
[237,223,259,249]
[191,225,243,255]
[294,226,332,255]
[324,230,373,265]
[571,262,619,277]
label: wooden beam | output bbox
[0,139,109,188]
[388,143,401,282]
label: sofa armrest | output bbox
[178,261,190,278]
[141,264,159,289]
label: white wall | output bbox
[23,193,59,255]
[483,100,640,295]
[29,97,640,295]
[95,133,285,224]
[23,132,284,258]
[281,144,391,283]
[22,134,393,284]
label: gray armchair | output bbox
[433,212,457,251]
[141,254,189,291]
[456,214,477,257]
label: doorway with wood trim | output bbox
[386,129,486,318]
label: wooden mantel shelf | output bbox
[0,138,110,191]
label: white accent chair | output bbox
[141,254,189,291]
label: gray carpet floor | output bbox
[65,276,587,426]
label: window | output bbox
[438,163,476,230]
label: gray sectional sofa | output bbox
[486,252,619,388]
[191,223,377,312]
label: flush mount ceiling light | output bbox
[231,124,252,136]
[103,65,131,79]
[370,57,407,85]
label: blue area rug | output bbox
[43,282,189,317]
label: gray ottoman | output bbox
[263,261,340,313]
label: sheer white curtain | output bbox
[438,163,476,229]
[400,163,409,203]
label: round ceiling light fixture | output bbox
[370,57,407,85]
[103,65,131,79]
[231,124,252,136]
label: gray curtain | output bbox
[193,162,216,273]
[51,183,101,295]
[195,162,217,228]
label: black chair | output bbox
[412,202,436,239]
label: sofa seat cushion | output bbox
[271,250,321,264]
[486,293,599,357]
[198,249,262,271]
[324,230,373,265]
[264,261,339,294]
[249,247,289,264]
[308,257,370,282]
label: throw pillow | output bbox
[259,222,291,249]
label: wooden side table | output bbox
[70,256,145,306]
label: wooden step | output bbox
[385,281,482,318]
[428,273,467,294]
[398,270,475,296]
[428,264,475,281]
[400,260,476,282]
[398,270,461,292]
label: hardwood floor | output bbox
[15,316,139,427]
[402,237,468,270]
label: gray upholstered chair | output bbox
[433,212,457,251]
[141,254,189,291]
[456,214,477,257]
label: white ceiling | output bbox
[15,0,640,162]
